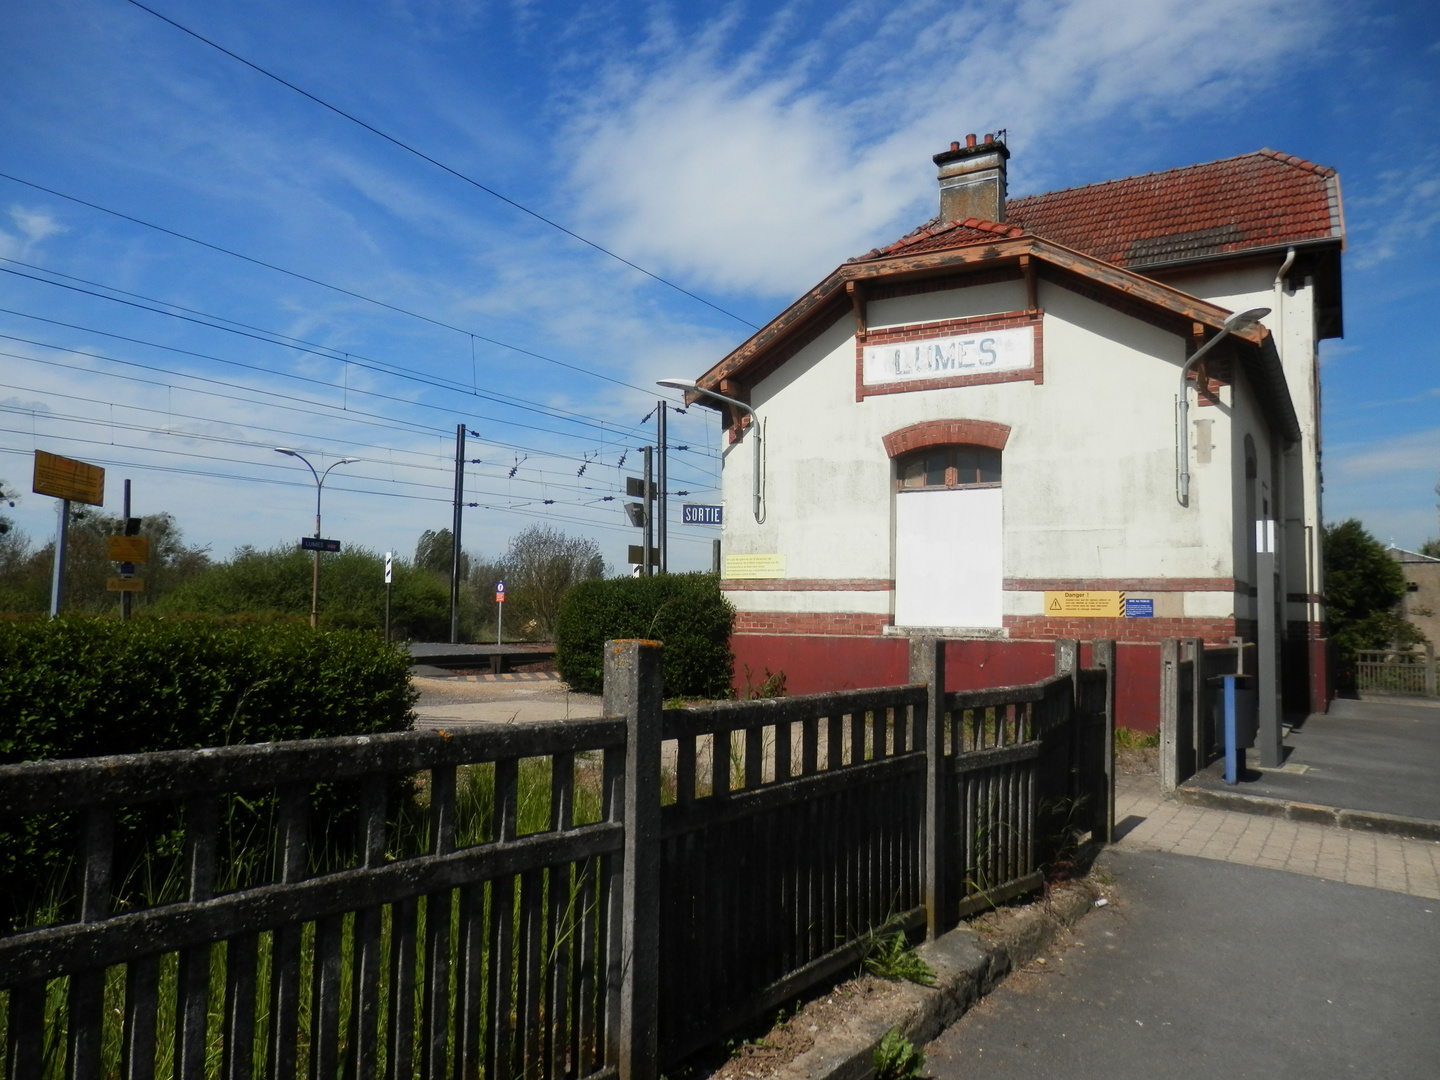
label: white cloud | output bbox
[560,0,1330,297]
[0,205,66,260]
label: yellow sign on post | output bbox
[106,578,146,593]
[33,450,105,506]
[107,536,151,563]
[1043,591,1125,617]
[724,553,787,580]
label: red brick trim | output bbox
[1004,614,1236,645]
[1004,577,1237,593]
[856,309,1043,402]
[733,612,893,636]
[882,420,1011,458]
[1039,263,1191,337]
[720,578,894,592]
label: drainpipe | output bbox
[1273,247,1296,365]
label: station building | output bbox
[682,136,1344,731]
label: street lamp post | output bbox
[657,379,764,522]
[1175,308,1271,506]
[274,448,359,627]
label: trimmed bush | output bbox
[0,617,416,763]
[0,617,417,926]
[554,573,734,697]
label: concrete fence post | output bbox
[603,640,663,1080]
[1159,639,1180,792]
[909,637,947,940]
[1054,638,1079,681]
[1427,642,1437,698]
[1091,640,1116,844]
[1187,637,1206,772]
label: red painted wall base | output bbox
[731,634,1166,733]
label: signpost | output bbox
[300,537,341,553]
[384,552,393,642]
[33,450,105,619]
[496,581,505,645]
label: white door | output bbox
[894,487,1003,628]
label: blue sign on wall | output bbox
[682,504,723,525]
[1124,597,1154,618]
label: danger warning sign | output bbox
[1043,591,1124,618]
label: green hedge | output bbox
[0,617,417,926]
[554,573,735,697]
[0,617,416,763]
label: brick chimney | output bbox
[933,133,1009,224]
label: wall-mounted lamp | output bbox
[657,379,763,522]
[1176,308,1270,506]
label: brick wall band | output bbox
[734,609,1237,645]
[882,419,1012,457]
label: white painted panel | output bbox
[894,488,1003,628]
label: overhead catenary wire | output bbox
[0,258,654,438]
[0,442,715,546]
[0,170,657,394]
[120,0,758,332]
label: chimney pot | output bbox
[934,130,1010,225]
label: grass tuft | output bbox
[873,1027,925,1080]
[863,931,935,986]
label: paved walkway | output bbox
[1115,773,1440,900]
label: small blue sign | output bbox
[682,504,723,525]
[1125,597,1154,618]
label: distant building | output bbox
[1388,546,1440,645]
[683,136,1343,730]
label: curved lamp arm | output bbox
[1176,308,1269,506]
[658,379,763,522]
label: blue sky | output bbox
[1,0,1437,576]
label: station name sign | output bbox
[682,504,723,525]
[862,325,1034,386]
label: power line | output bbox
[0,340,721,490]
[121,0,758,331]
[0,170,655,393]
[0,257,649,438]
[0,442,715,546]
[0,309,633,451]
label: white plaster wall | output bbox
[719,277,1249,593]
[1165,260,1323,622]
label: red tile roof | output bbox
[852,216,1023,262]
[858,149,1343,268]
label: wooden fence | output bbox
[0,638,1113,1080]
[1355,647,1438,697]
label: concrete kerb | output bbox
[1175,783,1440,843]
[764,882,1100,1080]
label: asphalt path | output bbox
[1189,698,1440,822]
[925,847,1440,1080]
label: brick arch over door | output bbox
[882,419,1011,458]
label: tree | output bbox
[415,528,468,579]
[1323,519,1426,656]
[0,506,210,615]
[159,544,450,639]
[1421,539,1440,559]
[492,526,606,640]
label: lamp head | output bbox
[657,378,698,392]
[274,447,298,457]
[1223,307,1271,333]
[338,457,360,465]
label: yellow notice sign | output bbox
[724,553,787,580]
[33,450,105,506]
[1043,591,1124,618]
[106,578,146,593]
[107,536,151,563]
